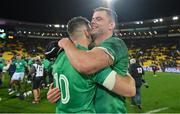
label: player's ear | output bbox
[84,30,89,37]
[84,30,92,41]
[109,21,115,30]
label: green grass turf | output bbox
[0,73,55,113]
[126,71,180,113]
[0,71,180,113]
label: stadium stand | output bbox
[0,15,179,72]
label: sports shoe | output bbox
[8,88,12,93]
[137,105,142,110]
[145,84,149,88]
[16,93,20,97]
[32,100,39,104]
[9,90,15,95]
[130,104,136,107]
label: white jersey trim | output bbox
[103,70,117,90]
[95,47,114,61]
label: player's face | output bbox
[16,55,21,60]
[91,11,112,38]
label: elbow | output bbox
[126,75,136,97]
[126,86,136,97]
[123,78,136,97]
[126,81,136,97]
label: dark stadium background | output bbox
[0,0,179,24]
[0,0,180,113]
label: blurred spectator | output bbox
[129,58,145,109]
[28,57,44,104]
[151,63,158,76]
[8,54,27,96]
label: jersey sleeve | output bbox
[96,37,128,64]
[23,60,27,66]
[28,59,33,66]
[93,67,116,90]
[12,60,16,65]
[96,37,129,76]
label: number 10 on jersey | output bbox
[54,73,70,104]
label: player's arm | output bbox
[3,60,12,71]
[112,73,136,97]
[142,66,145,75]
[58,38,113,75]
[29,66,36,74]
[96,69,135,97]
[28,65,36,77]
[23,60,29,72]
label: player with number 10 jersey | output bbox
[52,44,116,113]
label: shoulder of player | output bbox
[101,36,125,45]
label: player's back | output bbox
[53,45,96,113]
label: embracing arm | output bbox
[58,38,113,75]
[112,74,136,97]
[101,70,135,97]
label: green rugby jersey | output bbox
[53,44,114,113]
[0,63,4,71]
[13,59,27,72]
[95,36,129,113]
[28,59,34,67]
[42,58,51,71]
[0,57,5,64]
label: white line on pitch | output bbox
[145,107,169,113]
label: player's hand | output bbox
[58,38,73,49]
[47,83,61,103]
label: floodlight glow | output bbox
[61,25,65,28]
[159,18,163,22]
[172,16,178,20]
[153,19,159,23]
[54,24,60,28]
[0,29,4,33]
[106,0,112,3]
[149,31,152,35]
[135,21,143,24]
[154,31,157,34]
[136,22,140,24]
